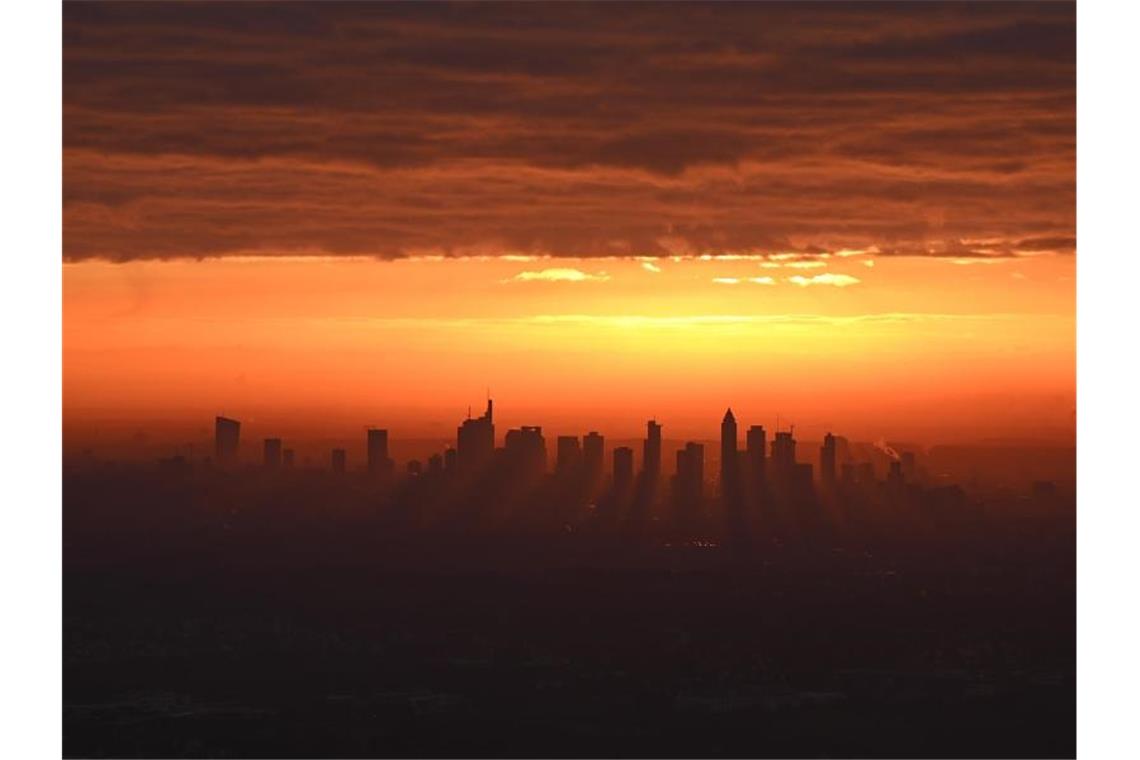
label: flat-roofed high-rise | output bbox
[263,437,282,469]
[583,431,604,487]
[367,428,393,475]
[214,416,240,463]
[643,420,662,480]
[556,435,581,473]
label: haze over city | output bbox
[58,3,1078,758]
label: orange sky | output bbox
[64,252,1074,450]
[62,3,1075,455]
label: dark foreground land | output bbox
[64,464,1075,758]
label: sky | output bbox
[62,2,1075,451]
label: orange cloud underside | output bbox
[64,255,1074,447]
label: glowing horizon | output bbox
[64,252,1074,451]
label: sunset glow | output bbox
[61,1,1075,452]
[64,252,1074,449]
[55,4,1085,757]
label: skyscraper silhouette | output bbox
[746,424,767,512]
[720,408,738,496]
[770,429,797,510]
[556,435,581,473]
[643,419,662,480]
[457,398,495,472]
[771,430,796,481]
[331,448,346,474]
[583,431,604,488]
[367,428,394,476]
[746,426,766,467]
[283,448,295,469]
[633,419,664,525]
[820,432,837,489]
[505,425,546,480]
[263,437,282,469]
[214,416,240,464]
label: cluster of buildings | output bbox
[212,400,928,515]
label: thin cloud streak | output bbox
[713,276,775,285]
[507,268,610,283]
[787,273,862,287]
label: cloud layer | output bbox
[63,2,1074,261]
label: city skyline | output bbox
[66,396,1075,475]
[65,393,1074,464]
[174,402,1058,501]
[57,4,1079,757]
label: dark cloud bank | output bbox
[63,1,1075,261]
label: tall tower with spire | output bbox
[721,408,738,494]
